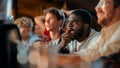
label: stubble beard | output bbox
[98,14,114,27]
[72,27,83,40]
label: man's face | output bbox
[67,14,84,39]
[45,13,61,31]
[95,0,114,26]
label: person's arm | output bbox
[56,54,81,66]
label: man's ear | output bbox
[115,6,120,14]
[83,23,90,31]
[84,23,89,28]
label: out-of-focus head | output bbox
[95,0,120,27]
[14,17,33,28]
[14,17,33,39]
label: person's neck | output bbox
[105,18,120,28]
[49,30,60,41]
[22,36,29,42]
[77,29,90,42]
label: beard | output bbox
[97,12,114,27]
[72,27,83,40]
[98,17,112,27]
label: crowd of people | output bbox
[2,0,120,68]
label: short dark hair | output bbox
[43,7,63,21]
[71,9,92,27]
[113,0,120,8]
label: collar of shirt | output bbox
[51,38,61,46]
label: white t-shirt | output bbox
[67,29,101,53]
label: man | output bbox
[58,0,120,67]
[59,9,100,53]
[43,7,66,45]
[29,7,67,68]
[77,0,120,62]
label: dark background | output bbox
[12,0,101,31]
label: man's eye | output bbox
[50,17,56,20]
[73,20,78,23]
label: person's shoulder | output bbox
[28,33,42,46]
[31,33,41,40]
[90,29,101,38]
[87,29,101,45]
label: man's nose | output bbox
[67,22,73,28]
[95,4,100,10]
[95,4,102,12]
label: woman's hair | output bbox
[14,17,33,28]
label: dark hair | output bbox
[71,9,92,27]
[113,0,120,8]
[43,7,63,21]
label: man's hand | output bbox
[60,28,74,49]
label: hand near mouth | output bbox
[59,28,75,54]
